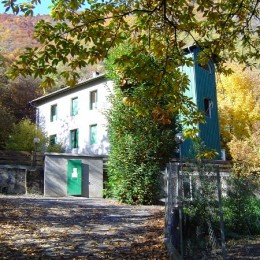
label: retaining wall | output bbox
[0,166,43,195]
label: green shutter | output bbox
[72,98,78,116]
[70,130,74,148]
[70,129,79,148]
[51,104,57,121]
[90,125,97,144]
[50,134,57,145]
[75,129,79,148]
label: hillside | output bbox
[0,14,53,55]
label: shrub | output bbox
[223,176,260,235]
[46,143,65,153]
[5,118,47,152]
[105,91,175,204]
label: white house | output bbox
[31,74,113,156]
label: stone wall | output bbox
[0,166,43,195]
[27,169,44,195]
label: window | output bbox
[50,104,57,122]
[70,129,79,148]
[71,97,78,116]
[90,90,97,110]
[49,134,57,145]
[204,98,213,118]
[90,124,97,145]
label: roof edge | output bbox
[31,74,106,104]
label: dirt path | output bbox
[0,196,167,259]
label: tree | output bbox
[0,103,15,149]
[5,118,48,152]
[0,53,9,86]
[0,76,43,123]
[1,0,258,142]
[0,54,15,149]
[228,131,260,177]
[217,66,260,146]
[105,43,179,204]
[0,53,43,149]
[3,1,259,91]
[217,65,260,176]
[0,53,44,149]
[0,51,43,123]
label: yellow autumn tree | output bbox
[228,127,260,177]
[217,65,260,176]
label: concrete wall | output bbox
[44,153,103,198]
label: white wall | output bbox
[38,79,113,155]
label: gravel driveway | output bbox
[0,196,167,259]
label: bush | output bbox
[183,172,260,237]
[46,143,65,153]
[223,176,260,235]
[5,118,47,152]
[105,93,175,204]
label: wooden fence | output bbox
[0,150,44,167]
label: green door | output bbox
[67,160,82,195]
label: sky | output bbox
[0,0,89,15]
[0,0,52,15]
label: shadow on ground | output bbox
[0,196,167,259]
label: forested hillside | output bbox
[0,14,49,149]
[0,14,52,54]
[0,13,104,87]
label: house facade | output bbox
[31,74,113,155]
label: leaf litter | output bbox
[0,196,168,259]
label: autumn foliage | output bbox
[217,65,260,176]
[0,14,52,55]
